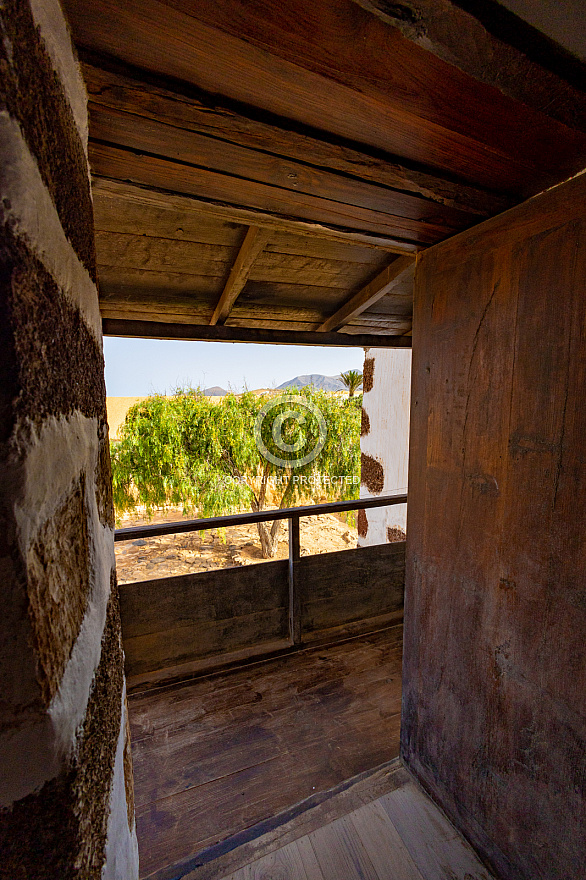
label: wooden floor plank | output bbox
[132,714,282,808]
[294,837,329,880]
[131,628,403,878]
[175,762,498,880]
[212,777,496,880]
[347,800,424,880]
[308,813,380,880]
[130,626,403,729]
[221,837,325,880]
[380,784,494,880]
[182,762,408,880]
[136,725,401,874]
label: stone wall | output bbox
[358,348,411,545]
[0,0,138,875]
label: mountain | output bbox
[277,374,345,392]
[203,386,228,396]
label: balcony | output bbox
[116,497,495,880]
[117,495,406,688]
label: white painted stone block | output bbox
[359,348,411,546]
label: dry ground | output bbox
[115,506,358,583]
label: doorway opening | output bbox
[104,335,410,876]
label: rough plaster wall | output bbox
[359,348,411,545]
[403,172,586,880]
[0,0,138,875]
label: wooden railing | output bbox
[115,493,407,687]
[114,493,407,542]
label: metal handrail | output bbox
[115,492,408,647]
[114,492,408,542]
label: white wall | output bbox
[359,348,411,546]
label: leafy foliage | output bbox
[111,388,361,553]
[340,369,363,397]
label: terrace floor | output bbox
[128,626,404,878]
[202,763,496,880]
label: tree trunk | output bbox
[257,518,283,558]
[251,466,294,558]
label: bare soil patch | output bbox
[115,506,358,584]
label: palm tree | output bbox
[340,369,363,398]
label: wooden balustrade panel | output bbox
[120,560,289,680]
[300,542,405,638]
[119,543,406,682]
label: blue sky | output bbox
[103,337,365,396]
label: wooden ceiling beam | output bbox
[82,60,511,219]
[318,256,415,332]
[65,0,586,196]
[210,226,272,325]
[100,302,413,335]
[100,300,412,330]
[350,0,586,131]
[94,232,390,290]
[88,142,444,247]
[91,178,418,253]
[87,106,479,242]
[102,318,412,348]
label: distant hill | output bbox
[277,374,345,392]
[107,379,344,438]
[203,386,228,396]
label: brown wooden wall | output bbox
[403,172,586,880]
[300,541,405,639]
[120,560,290,682]
[120,542,405,686]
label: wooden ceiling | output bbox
[63,0,586,347]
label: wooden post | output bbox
[288,515,301,645]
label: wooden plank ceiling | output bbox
[63,0,586,346]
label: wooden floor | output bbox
[129,626,403,879]
[138,760,497,880]
[208,766,496,880]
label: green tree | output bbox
[111,388,361,557]
[340,369,363,397]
